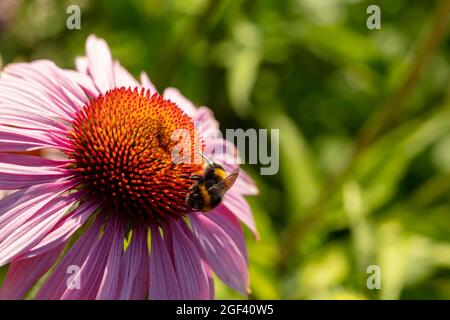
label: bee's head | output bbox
[186,192,203,211]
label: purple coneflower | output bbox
[0,35,258,300]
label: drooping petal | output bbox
[33,61,90,112]
[220,193,259,239]
[0,124,71,152]
[166,220,211,300]
[0,153,68,189]
[64,68,99,99]
[208,208,248,262]
[60,218,117,300]
[0,192,81,266]
[148,224,181,300]
[85,35,114,93]
[190,213,249,295]
[0,152,69,167]
[21,199,98,259]
[1,60,89,117]
[232,168,259,196]
[0,180,78,245]
[0,83,69,121]
[0,113,69,133]
[0,94,54,121]
[36,220,102,300]
[0,243,65,299]
[118,227,149,300]
[0,68,81,125]
[0,173,64,190]
[96,216,125,300]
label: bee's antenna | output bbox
[194,144,214,167]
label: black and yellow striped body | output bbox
[186,164,228,212]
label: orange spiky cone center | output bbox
[67,87,203,225]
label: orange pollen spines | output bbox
[67,87,203,225]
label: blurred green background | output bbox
[1,0,450,299]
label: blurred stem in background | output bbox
[279,0,450,270]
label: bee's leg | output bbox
[180,174,202,180]
[179,174,198,179]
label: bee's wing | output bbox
[208,167,239,197]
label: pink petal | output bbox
[193,107,219,136]
[220,193,259,239]
[0,243,65,299]
[206,139,240,167]
[140,72,157,95]
[113,61,139,88]
[0,152,68,168]
[85,35,114,93]
[0,124,71,152]
[0,180,78,245]
[75,56,88,74]
[163,88,197,116]
[0,192,80,266]
[0,173,65,190]
[2,60,88,116]
[148,224,181,300]
[190,213,249,294]
[208,208,248,262]
[35,61,90,112]
[233,168,259,195]
[166,220,211,300]
[21,199,98,259]
[64,68,99,99]
[36,220,102,299]
[60,219,117,300]
[177,221,216,299]
[0,78,72,121]
[96,216,125,300]
[0,113,69,133]
[0,153,68,189]
[118,227,149,300]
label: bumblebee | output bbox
[186,159,239,212]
